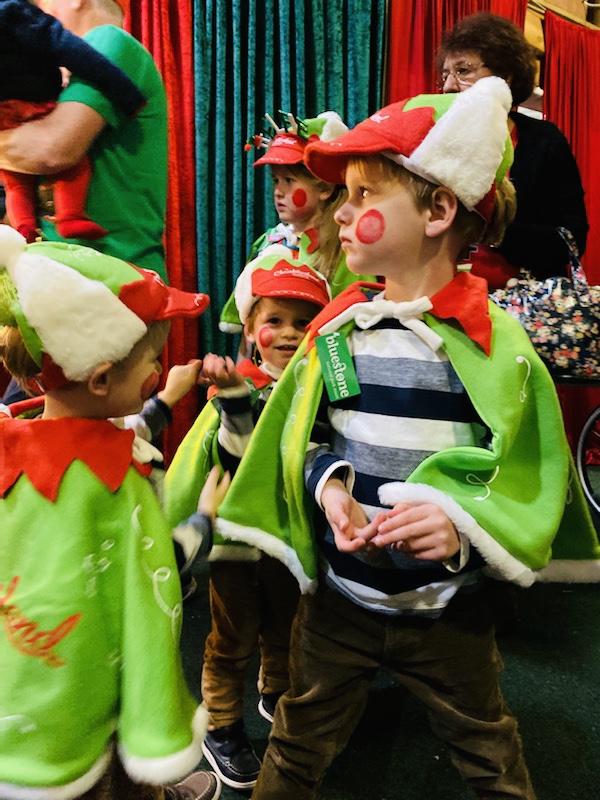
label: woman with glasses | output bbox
[437,12,588,290]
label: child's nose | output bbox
[334,202,351,226]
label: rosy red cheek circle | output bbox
[292,188,308,208]
[258,326,274,348]
[141,372,160,402]
[356,209,385,244]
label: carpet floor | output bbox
[180,566,600,800]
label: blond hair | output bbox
[347,156,516,259]
[0,327,40,392]
[276,163,347,282]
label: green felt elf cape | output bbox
[214,276,600,594]
[164,360,272,561]
[0,417,206,798]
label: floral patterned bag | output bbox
[490,228,600,378]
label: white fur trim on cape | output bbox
[378,481,536,587]
[11,251,146,380]
[0,751,111,800]
[399,76,512,210]
[216,517,317,593]
[120,704,208,785]
[208,543,262,561]
[535,559,600,583]
[234,244,291,324]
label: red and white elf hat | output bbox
[251,111,349,169]
[305,76,513,221]
[0,226,209,383]
[234,244,331,324]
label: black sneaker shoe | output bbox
[163,770,222,800]
[202,720,261,790]
[257,691,284,723]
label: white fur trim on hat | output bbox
[0,223,27,271]
[395,76,512,210]
[316,111,349,142]
[10,248,146,381]
[234,244,290,324]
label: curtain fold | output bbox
[543,11,600,451]
[194,0,387,359]
[386,0,527,101]
[128,1,199,462]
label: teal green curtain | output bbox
[194,0,387,356]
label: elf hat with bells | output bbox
[247,110,349,168]
[305,76,514,223]
[0,226,209,389]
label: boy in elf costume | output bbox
[211,77,600,799]
[164,248,330,791]
[0,227,223,800]
[219,110,376,338]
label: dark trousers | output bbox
[202,556,300,728]
[253,583,536,799]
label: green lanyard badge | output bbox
[314,331,360,402]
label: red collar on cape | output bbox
[306,272,492,355]
[303,227,320,254]
[207,359,273,400]
[1,417,151,501]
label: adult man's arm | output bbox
[7,102,105,174]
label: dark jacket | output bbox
[498,110,589,277]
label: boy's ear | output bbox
[244,322,256,344]
[87,362,114,397]
[425,186,458,237]
[318,183,336,203]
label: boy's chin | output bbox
[347,259,367,276]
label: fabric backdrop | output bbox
[128,1,199,461]
[544,11,600,450]
[386,0,527,101]
[193,0,387,358]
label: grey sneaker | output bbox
[164,770,221,800]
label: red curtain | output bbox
[386,0,527,102]
[544,11,600,450]
[127,2,200,463]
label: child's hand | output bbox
[201,354,246,390]
[198,466,231,519]
[320,479,386,553]
[371,502,460,561]
[158,360,203,408]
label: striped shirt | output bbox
[305,317,489,617]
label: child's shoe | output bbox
[163,770,221,800]
[202,719,261,790]
[257,691,284,723]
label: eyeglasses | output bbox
[437,62,485,92]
